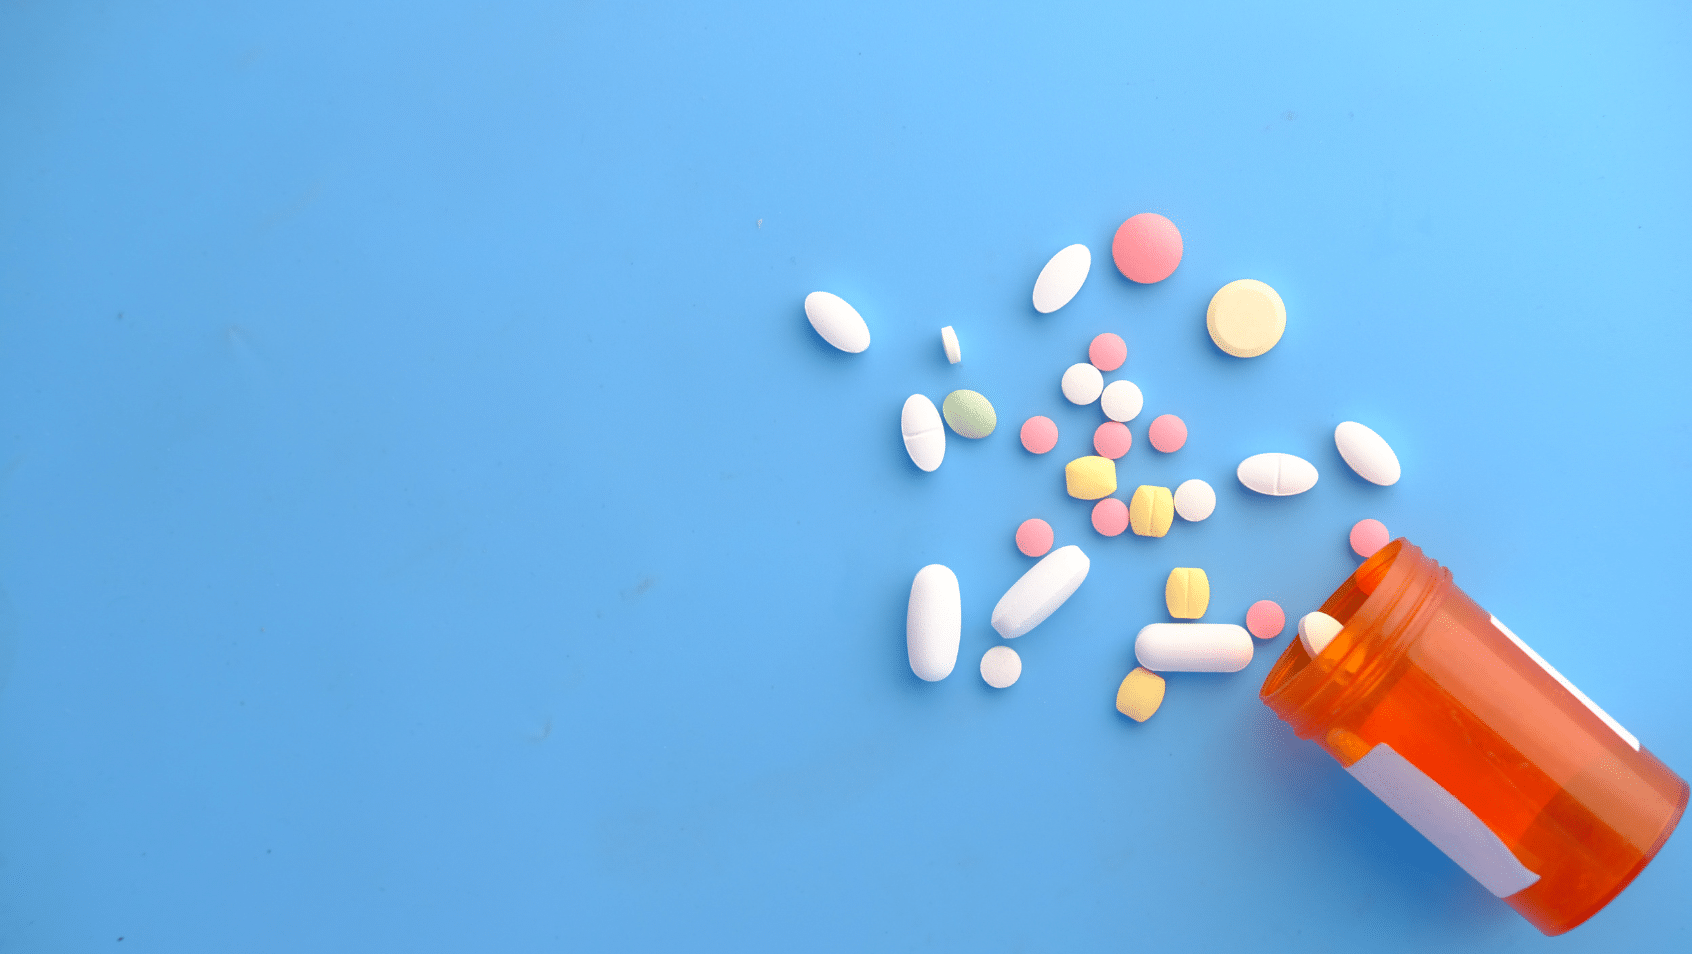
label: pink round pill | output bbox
[1091,498,1129,537]
[1350,519,1390,558]
[1246,600,1286,639]
[1088,333,1127,372]
[1020,415,1059,454]
[1093,421,1133,459]
[1016,518,1054,557]
[1147,414,1187,453]
[1111,213,1183,284]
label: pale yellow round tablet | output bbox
[1206,279,1285,358]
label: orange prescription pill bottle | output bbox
[1260,539,1687,935]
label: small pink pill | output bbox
[1088,333,1127,372]
[1093,421,1133,459]
[1111,213,1183,284]
[1246,600,1286,639]
[1350,519,1390,558]
[1020,416,1059,454]
[1016,518,1054,557]
[1147,414,1187,453]
[1091,498,1129,537]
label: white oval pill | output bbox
[1236,453,1319,496]
[980,645,1022,688]
[900,394,945,472]
[941,325,962,364]
[990,544,1090,638]
[907,565,961,681]
[1134,623,1254,672]
[804,291,870,353]
[1334,421,1400,486]
[1173,479,1216,521]
[1061,363,1104,405]
[1299,611,1343,658]
[1032,244,1091,314]
[1099,379,1144,422]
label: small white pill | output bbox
[1299,611,1343,658]
[980,645,1022,688]
[990,544,1090,638]
[1032,244,1091,313]
[1236,453,1319,496]
[1334,421,1400,486]
[804,291,870,353]
[1061,363,1104,405]
[1134,623,1254,673]
[900,394,945,472]
[1099,380,1144,422]
[907,565,961,681]
[1173,479,1216,521]
[941,325,962,364]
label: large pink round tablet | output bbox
[1147,414,1187,453]
[1350,519,1390,558]
[1020,415,1059,454]
[1093,421,1132,459]
[1246,600,1286,639]
[1088,333,1127,372]
[1111,213,1183,284]
[1091,498,1129,537]
[1016,518,1054,557]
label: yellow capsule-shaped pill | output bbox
[1164,567,1210,619]
[1115,667,1166,722]
[1065,456,1117,500]
[1128,485,1174,537]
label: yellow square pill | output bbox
[1164,567,1210,619]
[1129,485,1174,537]
[1115,667,1166,722]
[1065,456,1117,500]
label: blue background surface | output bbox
[3,1,1689,950]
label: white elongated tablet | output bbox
[1299,611,1343,658]
[907,565,961,681]
[1061,363,1104,405]
[990,544,1090,638]
[1173,479,1216,521]
[804,291,870,353]
[1236,453,1319,496]
[1032,244,1091,313]
[1134,623,1254,672]
[941,326,962,364]
[1334,421,1401,486]
[901,394,945,472]
[1100,379,1144,422]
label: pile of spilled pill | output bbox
[804,212,1403,722]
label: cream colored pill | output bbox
[1236,453,1319,496]
[1173,479,1216,521]
[980,645,1022,688]
[1128,485,1174,537]
[990,544,1090,638]
[1164,568,1210,619]
[1061,362,1104,405]
[1206,279,1284,358]
[1065,456,1117,500]
[941,325,962,364]
[1032,244,1091,313]
[900,394,945,472]
[804,291,871,353]
[1334,421,1400,486]
[1115,667,1166,722]
[906,565,961,681]
[1100,379,1144,422]
[1299,611,1343,658]
[1134,623,1253,672]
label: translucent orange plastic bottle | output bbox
[1260,539,1687,935]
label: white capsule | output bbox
[1236,453,1319,496]
[1100,379,1144,422]
[940,325,962,364]
[900,394,945,472]
[990,544,1090,638]
[1032,244,1092,313]
[804,291,870,353]
[907,565,961,681]
[1335,421,1401,486]
[980,646,1022,688]
[1173,479,1216,521]
[1299,611,1343,658]
[1134,623,1254,672]
[1061,363,1104,405]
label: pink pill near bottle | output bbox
[1088,333,1127,372]
[1020,416,1059,454]
[1350,518,1390,558]
[1093,421,1132,459]
[1111,213,1183,284]
[1091,498,1129,537]
[1016,518,1054,557]
[1246,600,1286,639]
[1147,414,1187,453]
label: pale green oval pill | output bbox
[942,389,997,438]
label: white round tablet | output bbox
[1099,380,1144,422]
[1061,363,1104,405]
[1173,479,1216,521]
[980,645,1022,688]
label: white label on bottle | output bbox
[1346,743,1540,898]
[1490,615,1640,751]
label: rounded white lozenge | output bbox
[907,565,961,681]
[1032,244,1092,314]
[1061,363,1104,405]
[1099,379,1144,422]
[990,544,1090,638]
[1334,421,1400,486]
[1236,453,1319,496]
[1299,611,1343,658]
[980,646,1022,688]
[900,394,945,472]
[1173,479,1216,521]
[804,291,870,353]
[1134,623,1254,672]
